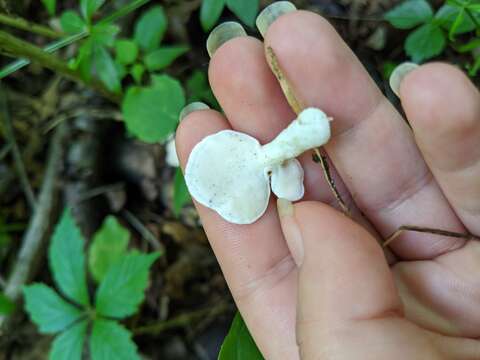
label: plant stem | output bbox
[0,30,120,102]
[0,13,61,38]
[0,87,36,211]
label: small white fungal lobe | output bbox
[185,107,331,224]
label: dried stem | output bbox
[0,86,36,211]
[0,122,67,331]
[384,225,480,248]
[266,46,349,214]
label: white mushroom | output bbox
[185,107,331,224]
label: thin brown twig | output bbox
[266,46,349,215]
[0,86,36,211]
[383,225,480,248]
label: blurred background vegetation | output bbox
[0,0,478,359]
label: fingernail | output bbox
[389,62,419,97]
[256,1,297,38]
[277,198,304,267]
[206,22,247,58]
[179,102,210,121]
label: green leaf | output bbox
[226,0,259,27]
[405,23,446,62]
[90,24,120,47]
[42,0,56,16]
[115,39,138,65]
[94,252,160,318]
[173,168,191,216]
[49,320,88,360]
[0,292,15,315]
[200,0,226,31]
[144,46,189,71]
[81,0,106,21]
[134,6,168,52]
[60,11,86,34]
[122,75,185,143]
[130,63,145,84]
[455,38,480,52]
[219,312,264,360]
[73,40,94,81]
[89,216,130,283]
[23,284,84,334]
[384,0,433,29]
[49,209,90,307]
[467,54,480,77]
[186,70,219,108]
[436,4,477,34]
[93,45,121,93]
[89,319,140,360]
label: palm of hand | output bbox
[177,9,480,360]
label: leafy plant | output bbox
[219,312,264,360]
[200,0,260,31]
[23,209,160,360]
[385,0,480,74]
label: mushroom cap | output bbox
[185,130,270,224]
[270,159,304,201]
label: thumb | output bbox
[277,199,403,358]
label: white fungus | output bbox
[185,107,331,224]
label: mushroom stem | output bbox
[261,108,331,166]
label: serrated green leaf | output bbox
[384,0,433,29]
[200,0,226,31]
[173,168,191,216]
[90,319,140,360]
[144,46,189,71]
[49,320,88,360]
[89,216,130,283]
[60,11,86,34]
[134,6,168,52]
[93,45,121,93]
[219,312,264,360]
[23,284,84,334]
[81,0,106,21]
[42,0,56,16]
[49,209,90,306]
[436,4,477,34]
[405,23,446,62]
[0,292,15,315]
[130,63,145,84]
[94,252,159,318]
[115,39,138,65]
[122,75,185,143]
[226,0,259,27]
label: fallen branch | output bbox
[0,121,67,331]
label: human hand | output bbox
[176,2,480,359]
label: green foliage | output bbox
[48,209,90,306]
[81,0,106,22]
[134,6,168,52]
[60,11,86,34]
[23,284,84,334]
[219,312,264,360]
[144,46,189,71]
[200,0,226,31]
[122,74,185,143]
[90,319,140,360]
[93,44,122,93]
[0,292,15,315]
[88,216,130,283]
[199,0,260,31]
[173,168,191,216]
[95,251,160,317]
[115,39,139,65]
[186,70,219,108]
[42,0,56,16]
[50,320,88,360]
[23,209,160,359]
[385,0,480,68]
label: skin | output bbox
[176,10,480,360]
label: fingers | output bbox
[278,200,403,358]
[264,10,465,259]
[400,63,480,235]
[176,110,299,359]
